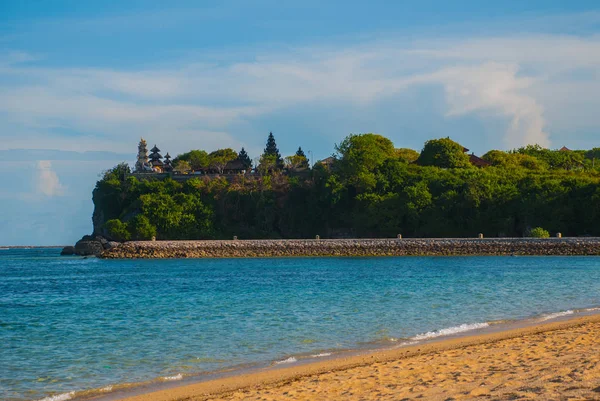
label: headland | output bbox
[99,237,600,258]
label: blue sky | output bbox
[1,1,600,245]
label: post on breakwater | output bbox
[478,233,484,239]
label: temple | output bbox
[135,139,172,173]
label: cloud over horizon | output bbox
[2,29,600,157]
[35,160,64,197]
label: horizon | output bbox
[2,1,600,245]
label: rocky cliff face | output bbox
[91,188,106,237]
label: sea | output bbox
[2,248,600,401]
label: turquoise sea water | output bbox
[2,249,600,401]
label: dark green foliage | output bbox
[417,138,471,168]
[237,147,252,171]
[104,219,131,241]
[92,134,600,240]
[128,215,156,240]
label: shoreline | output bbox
[100,237,600,259]
[70,310,600,401]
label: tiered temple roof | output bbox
[163,152,173,172]
[149,145,163,167]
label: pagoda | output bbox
[135,138,149,172]
[149,145,164,171]
[163,152,173,172]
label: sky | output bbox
[1,0,600,245]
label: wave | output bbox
[397,340,419,347]
[274,357,297,364]
[538,310,574,321]
[38,392,75,401]
[412,322,490,340]
[310,352,332,358]
[162,373,183,381]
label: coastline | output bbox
[76,311,600,401]
[100,237,600,259]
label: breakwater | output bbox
[99,238,600,259]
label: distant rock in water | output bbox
[74,239,104,256]
[60,246,76,256]
[61,235,122,257]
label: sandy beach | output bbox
[114,314,600,401]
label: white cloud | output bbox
[1,32,600,151]
[36,160,65,197]
[422,63,549,147]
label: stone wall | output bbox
[99,238,600,259]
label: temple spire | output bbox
[135,138,149,172]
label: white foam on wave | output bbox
[397,340,419,347]
[38,392,75,401]
[412,323,490,341]
[538,310,573,322]
[275,357,297,364]
[310,352,332,358]
[101,386,113,392]
[162,373,183,381]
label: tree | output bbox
[285,155,308,172]
[104,219,131,241]
[395,148,419,163]
[208,148,238,174]
[101,162,131,182]
[262,132,283,170]
[514,145,584,170]
[173,150,209,171]
[335,133,396,191]
[529,227,550,238]
[482,150,544,170]
[257,154,278,174]
[237,147,253,171]
[128,215,156,240]
[295,147,309,169]
[417,138,471,168]
[173,159,191,173]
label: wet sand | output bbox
[117,315,600,401]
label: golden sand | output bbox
[120,315,600,401]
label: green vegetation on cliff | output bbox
[94,133,600,240]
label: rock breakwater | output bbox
[100,238,600,259]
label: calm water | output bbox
[2,249,600,401]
